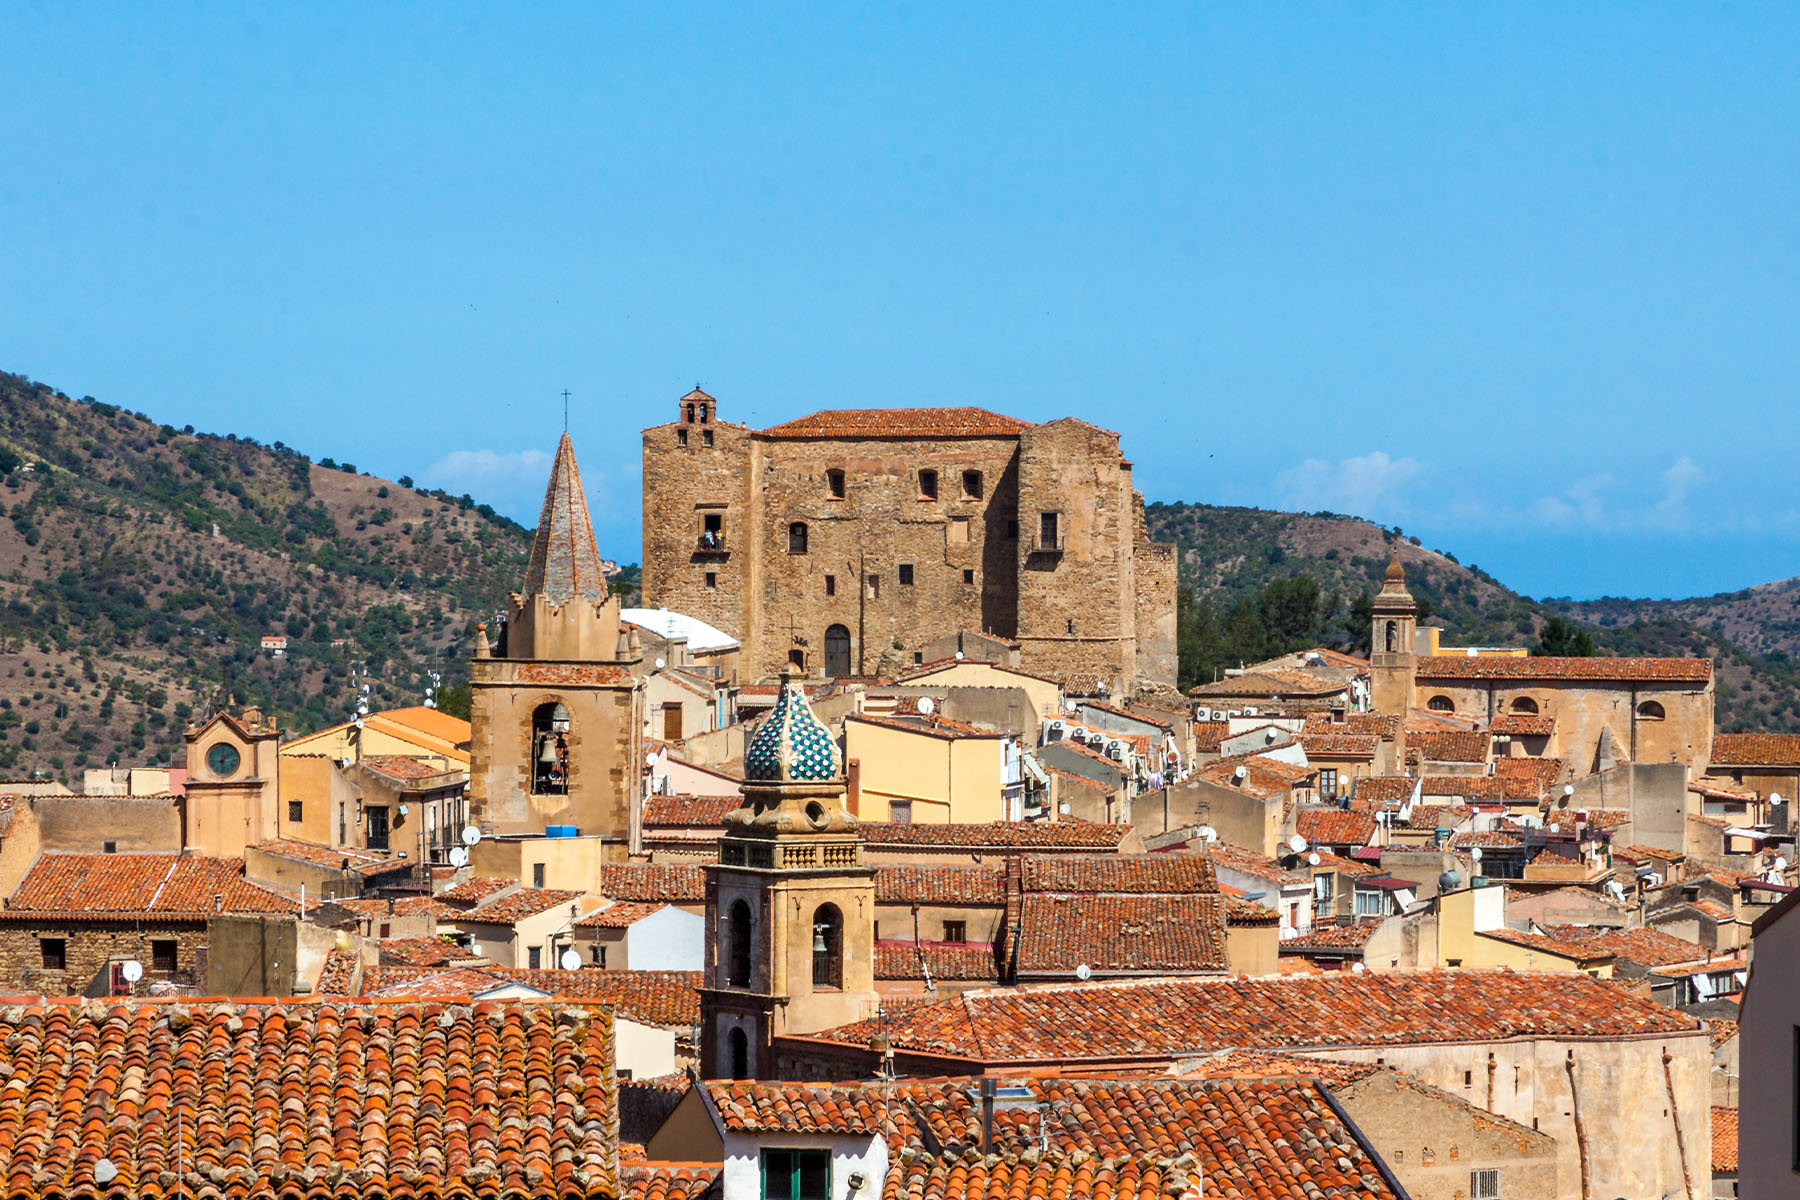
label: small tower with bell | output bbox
[700,667,876,1080]
[1370,552,1419,717]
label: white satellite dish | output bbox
[1196,825,1217,843]
[1562,784,1575,797]
[1307,852,1321,867]
[655,657,666,669]
[1773,792,1785,805]
[917,697,936,716]
[954,650,965,660]
[461,825,482,847]
[121,960,143,983]
[559,949,581,971]
[1065,698,1078,713]
[448,847,469,868]
[1074,963,1092,982]
[1469,847,1483,862]
[1351,961,1366,973]
[1232,765,1247,782]
[93,1159,118,1185]
[398,803,409,816]
[1288,834,1307,854]
[645,751,659,767]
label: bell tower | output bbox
[700,667,876,1080]
[467,433,645,841]
[1370,553,1418,717]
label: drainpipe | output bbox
[1485,1051,1496,1112]
[1564,1050,1591,1200]
[979,1078,995,1153]
[1661,1048,1696,1200]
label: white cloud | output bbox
[1527,456,1709,533]
[1274,451,1424,522]
[424,448,553,489]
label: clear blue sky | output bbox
[4,4,1796,600]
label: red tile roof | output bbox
[437,875,517,905]
[1017,893,1227,975]
[1478,927,1611,962]
[706,1081,891,1133]
[249,839,407,873]
[640,794,740,827]
[359,754,459,782]
[363,966,701,1027]
[1298,731,1380,758]
[377,936,482,967]
[0,997,616,1198]
[1297,808,1377,847]
[1712,1106,1738,1172]
[1278,919,1385,953]
[622,1163,721,1200]
[1020,853,1215,894]
[574,901,671,928]
[1303,712,1402,740]
[602,863,708,904]
[860,822,1132,849]
[1416,655,1712,682]
[1538,925,1710,967]
[874,942,1001,981]
[1712,732,1800,767]
[5,853,299,918]
[881,1154,1204,1200]
[1192,721,1229,753]
[1198,752,1313,798]
[758,407,1033,439]
[1223,896,1281,926]
[1490,712,1556,737]
[1407,730,1491,763]
[459,887,589,925]
[874,865,1007,906]
[1205,843,1308,887]
[311,947,359,995]
[805,970,1699,1064]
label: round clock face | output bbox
[206,743,241,778]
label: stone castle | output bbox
[641,389,1178,691]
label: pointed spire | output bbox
[522,433,607,606]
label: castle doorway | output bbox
[824,624,851,677]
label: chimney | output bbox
[979,1078,996,1154]
[846,758,862,817]
[243,706,262,728]
[213,892,224,913]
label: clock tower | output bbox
[183,708,281,857]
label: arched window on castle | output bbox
[728,899,753,987]
[812,903,843,990]
[530,702,571,795]
[788,522,809,554]
[1427,695,1455,713]
[1384,621,1398,653]
[1510,697,1540,714]
[728,1027,748,1079]
[1637,700,1666,720]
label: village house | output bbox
[842,710,1019,823]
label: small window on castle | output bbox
[288,800,303,823]
[826,469,846,499]
[1637,700,1666,720]
[151,940,178,973]
[824,574,836,596]
[705,572,717,589]
[103,840,117,854]
[919,469,938,499]
[789,522,809,554]
[1510,696,1539,714]
[913,652,923,664]
[963,569,975,585]
[1428,695,1455,713]
[40,939,64,971]
[867,574,880,600]
[703,429,714,447]
[961,470,983,499]
[1039,511,1061,551]
[943,921,966,944]
[677,428,688,447]
[898,564,914,586]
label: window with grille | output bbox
[40,939,65,971]
[1469,1169,1500,1199]
[943,921,966,943]
[152,940,178,973]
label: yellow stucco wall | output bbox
[845,719,1004,824]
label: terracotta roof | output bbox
[1297,731,1380,758]
[758,407,1033,439]
[874,865,1007,906]
[706,1081,889,1133]
[1192,721,1229,753]
[249,839,408,873]
[848,712,1005,740]
[574,901,670,929]
[312,947,359,995]
[1303,712,1402,740]
[1449,830,1525,850]
[1537,925,1709,968]
[459,888,589,925]
[622,1163,720,1200]
[880,1154,1204,1200]
[1490,712,1556,736]
[1191,670,1347,700]
[522,432,609,605]
[602,863,708,904]
[1278,919,1384,953]
[1493,755,1565,792]
[1407,730,1490,763]
[1017,893,1227,975]
[1020,853,1215,895]
[330,896,454,923]
[640,794,740,827]
[1707,1018,1739,1049]
[1297,809,1377,847]
[1712,1106,1738,1172]
[1198,752,1313,799]
[359,754,459,782]
[859,822,1132,849]
[1306,849,1383,878]
[1712,732,1800,766]
[0,997,616,1199]
[874,942,1001,982]
[5,853,299,918]
[808,970,1699,1064]
[1478,927,1610,962]
[363,966,701,1027]
[437,875,517,905]
[1223,896,1281,925]
[1205,844,1307,887]
[377,936,482,967]
[1416,655,1712,682]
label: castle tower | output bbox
[700,667,877,1080]
[1370,553,1418,717]
[467,433,645,840]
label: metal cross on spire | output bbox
[561,389,572,431]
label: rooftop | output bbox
[859,822,1132,850]
[1020,853,1216,895]
[361,966,701,1028]
[757,407,1034,439]
[1415,655,1712,683]
[522,432,609,606]
[874,865,1007,906]
[5,853,300,918]
[1712,732,1800,767]
[1016,893,1227,976]
[602,863,708,904]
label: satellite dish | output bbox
[655,657,666,669]
[1288,834,1307,854]
[448,847,469,867]
[1232,766,1247,782]
[1773,793,1785,805]
[559,949,581,971]
[1065,699,1078,713]
[954,650,964,660]
[1307,852,1321,867]
[1196,825,1217,843]
[917,697,935,716]
[93,1159,118,1185]
[1351,961,1366,973]
[461,825,482,847]
[398,804,409,816]
[1562,784,1575,797]
[121,960,143,983]
[1074,963,1092,982]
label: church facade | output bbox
[641,389,1178,692]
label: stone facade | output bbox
[0,919,208,997]
[641,392,1177,692]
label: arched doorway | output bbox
[824,624,851,677]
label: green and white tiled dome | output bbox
[745,674,841,782]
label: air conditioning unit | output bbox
[1196,707,1213,721]
[1106,740,1125,761]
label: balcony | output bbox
[693,532,729,558]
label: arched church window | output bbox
[1427,695,1455,713]
[788,522,809,554]
[1384,621,1398,653]
[811,903,843,990]
[1637,700,1666,720]
[728,1027,749,1080]
[530,702,571,795]
[729,899,753,987]
[1510,697,1539,714]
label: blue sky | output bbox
[3,4,1796,600]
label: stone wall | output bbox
[1332,1070,1560,1200]
[0,919,207,996]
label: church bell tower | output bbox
[1370,553,1418,717]
[700,668,877,1080]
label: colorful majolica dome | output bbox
[745,671,841,782]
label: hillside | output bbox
[1144,501,1796,734]
[0,373,537,781]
